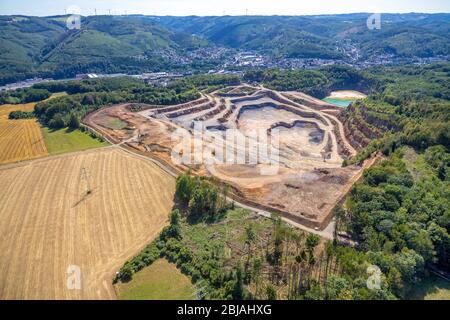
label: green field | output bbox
[41,127,109,155]
[115,259,196,300]
[406,275,450,300]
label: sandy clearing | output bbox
[328,90,367,99]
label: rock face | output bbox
[339,102,403,149]
[194,104,226,121]
[339,104,381,149]
[154,97,209,115]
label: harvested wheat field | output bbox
[0,103,48,164]
[0,147,175,299]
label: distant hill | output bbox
[155,14,450,58]
[0,13,449,85]
[0,15,208,84]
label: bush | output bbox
[176,173,228,222]
[48,114,65,129]
[68,113,80,129]
[266,284,277,300]
[118,264,133,282]
[8,110,34,119]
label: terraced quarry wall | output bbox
[153,97,209,115]
[338,103,401,149]
[0,148,175,299]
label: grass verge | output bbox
[406,275,450,300]
[42,127,109,155]
[115,259,196,300]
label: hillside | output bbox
[156,14,450,59]
[1,13,449,85]
[0,16,66,83]
[155,15,342,59]
[0,15,209,84]
[39,16,208,76]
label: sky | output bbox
[0,0,449,17]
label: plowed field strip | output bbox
[0,103,48,164]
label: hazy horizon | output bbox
[1,0,449,17]
[3,13,450,19]
[2,12,450,18]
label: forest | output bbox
[115,173,401,300]
[116,146,449,300]
[244,65,378,97]
[333,63,449,299]
[29,74,239,128]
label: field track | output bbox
[0,148,175,299]
[0,103,48,164]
